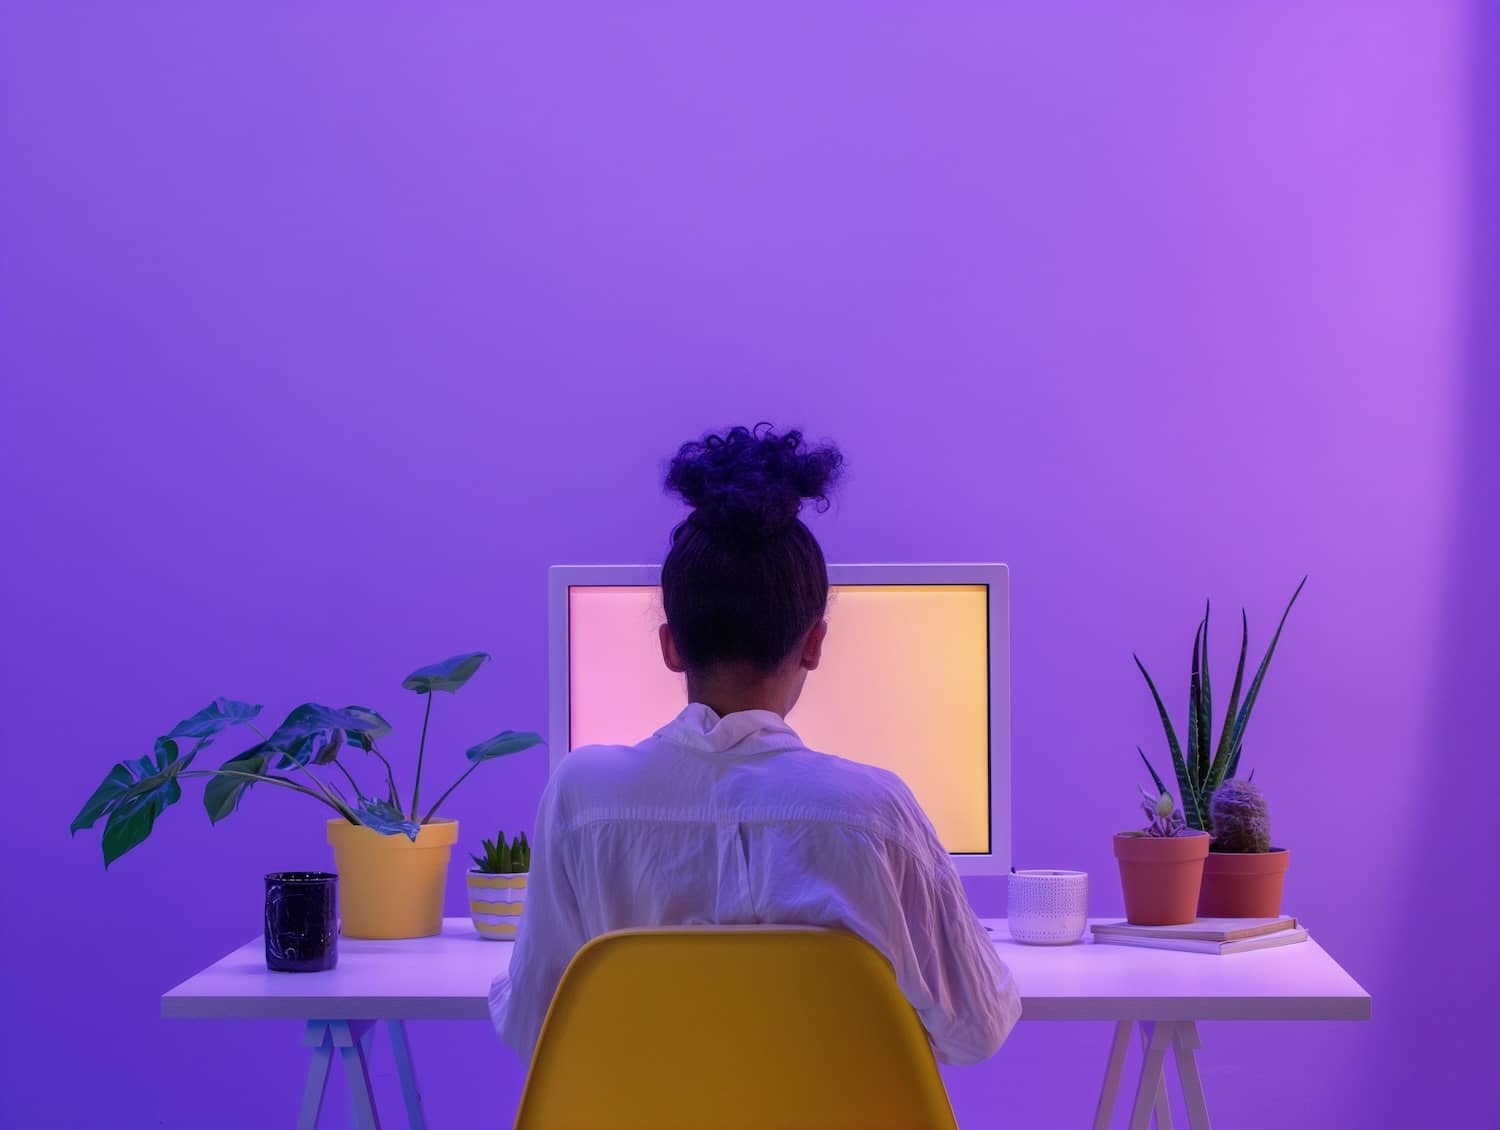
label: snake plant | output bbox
[1134,577,1306,834]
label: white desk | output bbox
[163,918,1370,1130]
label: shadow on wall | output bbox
[1360,2,1500,1123]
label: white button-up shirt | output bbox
[491,703,1022,1065]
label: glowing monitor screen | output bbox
[550,565,1008,864]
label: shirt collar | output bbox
[655,702,804,755]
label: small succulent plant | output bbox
[471,830,530,874]
[1138,785,1189,837]
[1209,778,1272,853]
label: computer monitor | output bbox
[547,563,1010,876]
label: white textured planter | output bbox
[468,871,527,940]
[1007,869,1089,945]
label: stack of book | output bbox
[1090,917,1307,955]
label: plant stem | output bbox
[178,769,350,817]
[419,762,478,825]
[331,759,365,801]
[363,742,401,809]
[410,691,433,821]
[285,757,358,821]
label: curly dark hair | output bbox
[662,424,844,674]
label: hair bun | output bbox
[665,424,844,539]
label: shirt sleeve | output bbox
[489,767,586,1062]
[873,789,1023,1065]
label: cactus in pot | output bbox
[1208,778,1272,853]
[1200,772,1289,917]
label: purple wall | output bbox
[2,4,1491,1127]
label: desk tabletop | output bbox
[162,917,1370,1023]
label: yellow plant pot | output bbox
[326,817,458,939]
[468,871,527,940]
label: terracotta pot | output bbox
[1197,848,1289,918]
[1113,831,1209,925]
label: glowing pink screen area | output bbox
[567,584,991,853]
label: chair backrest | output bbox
[513,926,958,1130]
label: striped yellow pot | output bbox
[468,871,526,940]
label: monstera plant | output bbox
[72,651,543,868]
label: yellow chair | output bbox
[513,925,959,1130]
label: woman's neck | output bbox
[685,674,795,719]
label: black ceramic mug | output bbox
[264,872,339,972]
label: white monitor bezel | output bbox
[547,562,1011,876]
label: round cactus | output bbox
[1209,777,1272,852]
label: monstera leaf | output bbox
[465,730,544,764]
[265,703,376,769]
[72,738,197,867]
[355,797,420,841]
[267,703,374,743]
[341,705,393,746]
[402,652,490,695]
[202,743,275,824]
[167,698,262,740]
[277,727,345,769]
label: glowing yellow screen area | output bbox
[568,584,990,853]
